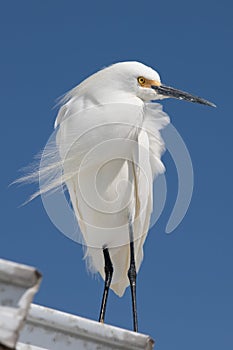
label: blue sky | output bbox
[1,1,232,349]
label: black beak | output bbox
[151,84,216,107]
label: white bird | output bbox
[20,61,215,331]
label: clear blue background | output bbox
[1,1,232,349]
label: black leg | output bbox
[128,220,138,332]
[99,247,113,323]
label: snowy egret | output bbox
[20,61,215,332]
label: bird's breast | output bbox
[56,98,144,172]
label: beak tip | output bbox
[206,101,216,108]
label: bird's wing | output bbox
[55,102,170,297]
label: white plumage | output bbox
[53,62,170,296]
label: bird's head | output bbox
[102,61,215,107]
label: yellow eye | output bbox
[138,76,146,85]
